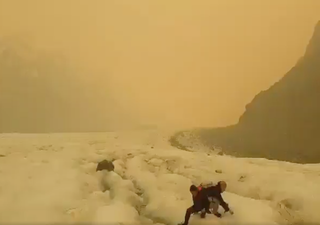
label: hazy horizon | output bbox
[1,0,320,131]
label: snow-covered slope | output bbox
[0,130,319,224]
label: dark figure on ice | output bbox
[199,181,234,218]
[178,185,210,225]
[179,181,234,225]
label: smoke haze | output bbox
[1,0,320,130]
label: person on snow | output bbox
[179,184,210,225]
[198,181,234,217]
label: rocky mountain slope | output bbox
[170,21,320,163]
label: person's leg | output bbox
[208,197,221,218]
[203,198,212,214]
[200,208,206,218]
[183,206,195,225]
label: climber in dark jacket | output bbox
[179,185,210,225]
[203,181,233,217]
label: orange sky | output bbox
[1,0,320,129]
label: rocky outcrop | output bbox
[171,21,320,163]
[96,159,115,172]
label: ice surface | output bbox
[0,130,319,224]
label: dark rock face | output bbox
[96,159,115,172]
[171,21,320,163]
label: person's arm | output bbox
[216,193,230,212]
